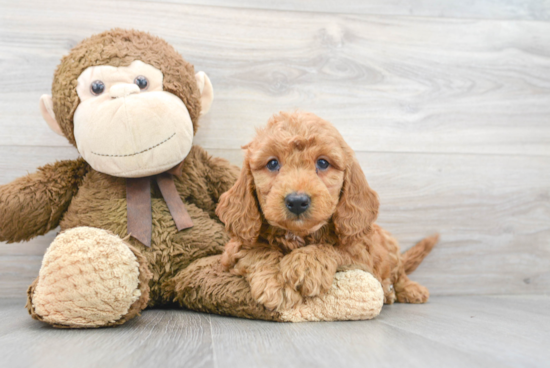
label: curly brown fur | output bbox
[0,158,89,242]
[165,255,281,321]
[56,145,239,306]
[217,111,439,310]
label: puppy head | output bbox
[216,111,379,243]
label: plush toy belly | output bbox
[56,171,228,306]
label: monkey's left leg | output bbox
[26,227,152,328]
[164,255,384,322]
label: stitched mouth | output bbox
[91,132,176,157]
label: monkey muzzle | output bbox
[73,90,195,178]
[109,83,140,99]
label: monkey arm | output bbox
[0,158,89,243]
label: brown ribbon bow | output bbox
[126,162,193,247]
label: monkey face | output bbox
[70,60,195,177]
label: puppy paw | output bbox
[382,280,397,305]
[280,247,337,298]
[396,281,429,304]
[249,275,302,311]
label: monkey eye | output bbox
[90,80,105,96]
[316,158,330,171]
[134,76,148,90]
[266,159,280,172]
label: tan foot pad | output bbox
[31,227,142,327]
[279,270,384,322]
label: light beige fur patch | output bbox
[32,227,141,327]
[280,270,384,322]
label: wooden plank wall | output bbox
[1,0,549,297]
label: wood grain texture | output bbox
[208,307,496,368]
[2,147,549,298]
[0,299,215,368]
[0,146,79,184]
[1,0,550,155]
[0,296,548,368]
[134,0,550,21]
[0,1,549,299]
[377,295,550,367]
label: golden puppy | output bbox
[216,111,439,311]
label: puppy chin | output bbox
[267,213,328,236]
[292,223,326,237]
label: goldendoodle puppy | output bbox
[216,111,439,311]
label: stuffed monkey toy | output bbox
[0,29,383,328]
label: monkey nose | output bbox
[109,84,140,98]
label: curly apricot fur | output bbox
[217,111,439,310]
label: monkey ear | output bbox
[195,71,214,116]
[39,94,64,136]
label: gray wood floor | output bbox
[1,295,548,368]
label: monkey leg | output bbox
[279,269,384,322]
[26,227,152,328]
[164,255,384,322]
[165,255,280,321]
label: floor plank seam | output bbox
[209,315,219,368]
[5,143,550,159]
[375,318,500,365]
[198,147,550,159]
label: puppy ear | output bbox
[216,156,262,244]
[333,155,379,238]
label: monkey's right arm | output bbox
[0,158,89,243]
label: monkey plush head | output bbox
[39,29,213,178]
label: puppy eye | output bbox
[266,159,280,172]
[134,76,148,90]
[316,159,330,170]
[90,80,105,96]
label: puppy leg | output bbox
[280,244,338,298]
[233,247,302,311]
[382,278,397,304]
[394,273,429,304]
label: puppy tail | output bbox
[402,234,439,275]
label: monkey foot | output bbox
[279,270,384,322]
[27,227,151,328]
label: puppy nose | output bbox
[285,193,311,215]
[110,83,140,98]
